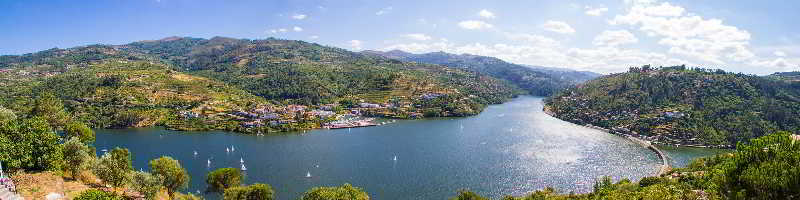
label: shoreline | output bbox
[543,105,671,176]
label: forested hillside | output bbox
[0,36,524,133]
[364,50,601,96]
[545,65,800,147]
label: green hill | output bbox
[545,65,800,147]
[363,50,601,96]
[0,36,523,133]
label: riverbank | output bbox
[543,105,671,176]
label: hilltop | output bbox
[363,50,601,96]
[0,36,527,133]
[545,65,800,147]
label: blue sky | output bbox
[1,0,798,74]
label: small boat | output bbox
[226,147,230,153]
[305,172,312,178]
[241,163,247,171]
[231,146,235,152]
[393,155,397,161]
[240,158,244,163]
[207,159,211,166]
[193,151,198,156]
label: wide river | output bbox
[95,96,723,199]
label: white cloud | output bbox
[309,35,319,39]
[349,40,363,50]
[403,33,432,41]
[458,20,493,30]
[478,9,496,19]
[774,51,787,57]
[504,33,560,48]
[376,7,393,15]
[611,1,753,64]
[593,30,638,46]
[268,28,289,34]
[291,14,307,20]
[585,6,609,16]
[293,26,303,32]
[541,20,575,34]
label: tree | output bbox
[63,137,91,180]
[301,183,369,200]
[150,156,190,199]
[207,167,244,191]
[93,147,133,192]
[0,117,63,171]
[450,190,488,200]
[130,171,164,200]
[73,189,124,200]
[223,183,275,200]
[64,121,95,144]
[31,92,70,129]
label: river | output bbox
[94,96,723,199]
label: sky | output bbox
[1,0,799,74]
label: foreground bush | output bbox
[207,167,244,191]
[223,183,274,200]
[301,183,369,200]
[74,189,124,200]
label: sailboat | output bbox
[193,151,198,156]
[207,159,211,166]
[241,163,247,171]
[393,155,397,161]
[305,172,312,178]
[231,145,235,152]
[240,158,244,163]
[226,147,230,153]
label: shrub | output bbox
[301,183,369,200]
[207,167,244,191]
[150,156,190,199]
[74,189,124,200]
[224,183,275,200]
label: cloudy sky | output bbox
[1,0,798,74]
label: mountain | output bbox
[545,65,800,147]
[0,37,523,133]
[769,71,800,82]
[363,50,602,96]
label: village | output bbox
[176,93,452,133]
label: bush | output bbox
[150,156,190,199]
[93,147,133,190]
[63,137,91,180]
[638,177,665,187]
[0,117,63,171]
[64,121,95,144]
[301,183,369,200]
[74,189,124,200]
[207,168,244,191]
[223,183,275,200]
[450,190,488,200]
[130,171,164,200]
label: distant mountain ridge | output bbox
[363,50,601,96]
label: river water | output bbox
[95,96,721,199]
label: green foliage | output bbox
[150,156,190,198]
[207,167,244,191]
[73,189,124,200]
[450,190,489,200]
[93,147,133,190]
[64,121,95,144]
[0,106,15,123]
[31,92,71,129]
[0,117,63,171]
[301,183,369,200]
[223,183,275,200]
[130,171,164,200]
[63,137,91,180]
[547,66,800,146]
